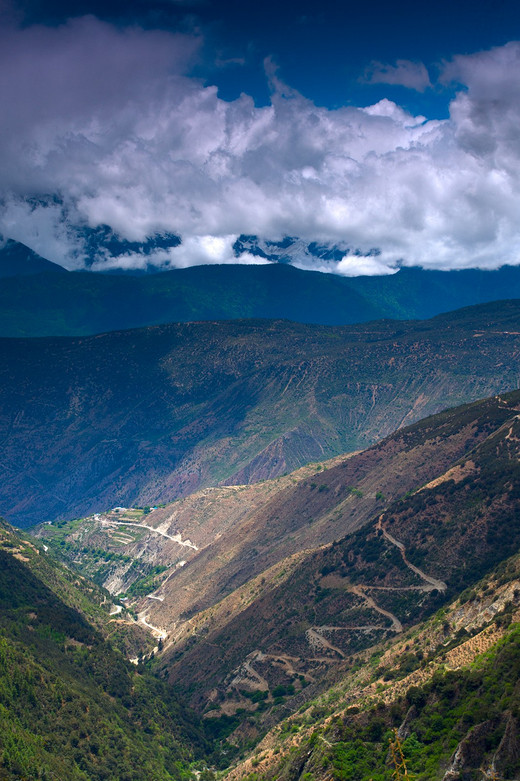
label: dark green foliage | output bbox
[0,546,207,780]
[267,625,520,780]
[125,564,168,597]
[4,263,520,337]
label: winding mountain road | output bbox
[350,584,403,632]
[111,521,198,550]
[376,517,447,592]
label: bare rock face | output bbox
[443,714,520,781]
[397,705,418,740]
[494,713,520,779]
[442,721,495,780]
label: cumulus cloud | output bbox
[1,19,520,275]
[363,59,432,92]
[89,235,270,270]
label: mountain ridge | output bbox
[2,301,520,526]
[5,262,520,336]
[0,238,67,278]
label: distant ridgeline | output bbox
[2,236,520,335]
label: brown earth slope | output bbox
[140,391,520,723]
[34,456,347,596]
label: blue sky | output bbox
[15,0,520,113]
[2,0,520,274]
[198,0,520,115]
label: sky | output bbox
[2,0,520,275]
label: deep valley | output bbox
[2,299,520,780]
[28,384,520,780]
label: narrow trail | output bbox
[109,604,123,616]
[231,651,270,690]
[318,624,388,632]
[261,653,316,682]
[109,521,198,550]
[306,628,345,658]
[320,736,336,748]
[350,584,403,633]
[365,584,438,593]
[376,517,447,592]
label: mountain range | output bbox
[2,300,520,527]
[2,238,520,781]
[6,241,520,336]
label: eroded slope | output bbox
[153,391,520,730]
[3,301,520,525]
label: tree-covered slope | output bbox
[4,263,520,336]
[0,522,207,780]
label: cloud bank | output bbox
[1,18,520,275]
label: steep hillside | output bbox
[140,390,520,734]
[24,388,520,776]
[0,522,208,780]
[225,553,520,780]
[2,301,520,526]
[145,390,510,642]
[4,263,520,336]
[0,239,67,279]
[38,388,520,745]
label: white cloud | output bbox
[335,254,399,277]
[155,235,271,268]
[363,59,432,92]
[1,20,520,275]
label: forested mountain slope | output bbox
[4,262,520,336]
[0,521,207,780]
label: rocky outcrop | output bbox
[443,714,520,781]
